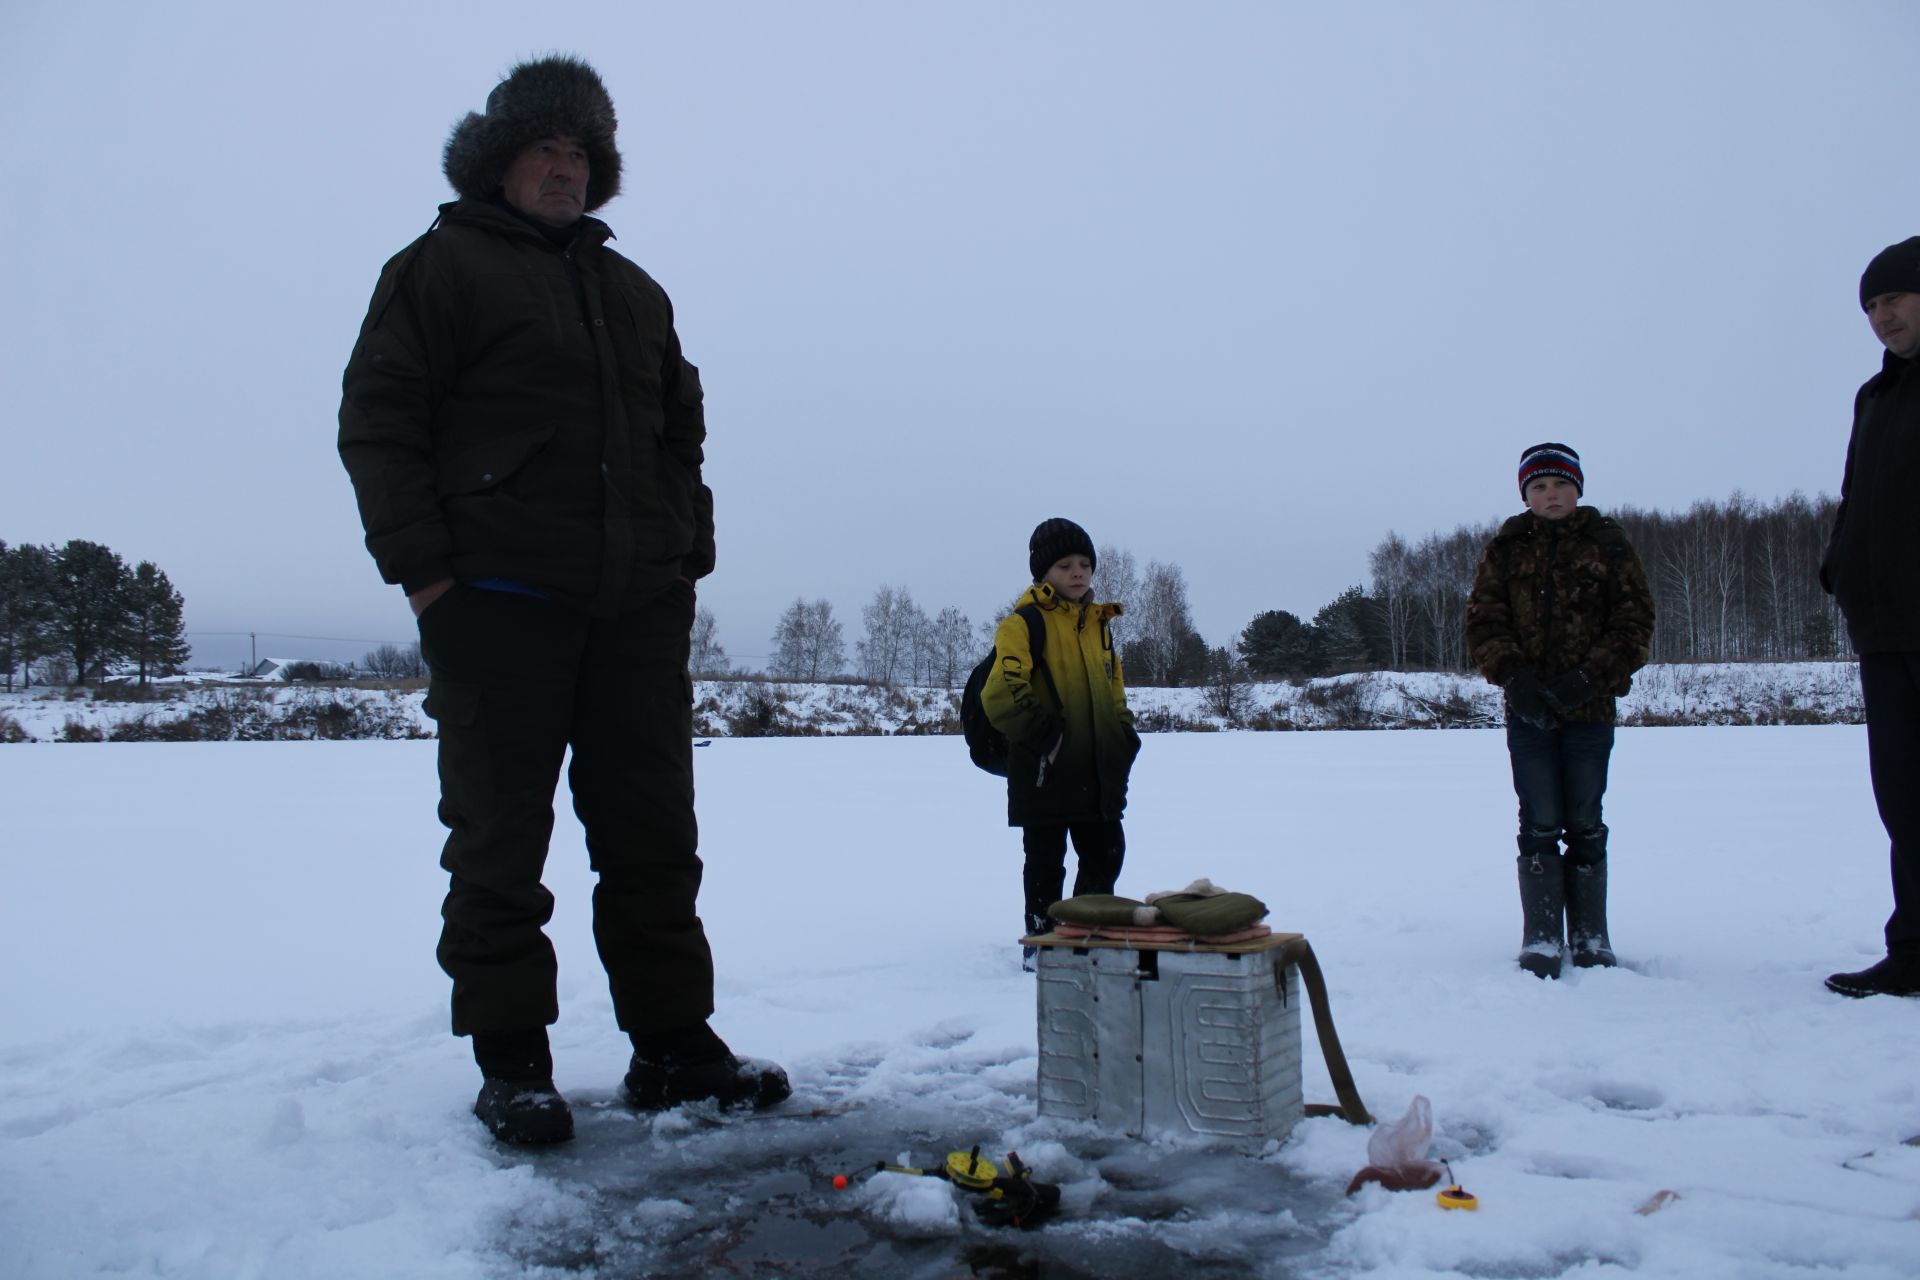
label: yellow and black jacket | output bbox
[981,583,1141,825]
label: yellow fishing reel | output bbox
[859,1144,1060,1228]
[943,1148,1001,1192]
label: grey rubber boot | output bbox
[1517,850,1566,979]
[1565,858,1616,968]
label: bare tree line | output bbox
[735,544,1210,690]
[1365,491,1848,672]
[688,493,1848,691]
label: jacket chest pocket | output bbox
[1563,563,1610,610]
[467,270,586,357]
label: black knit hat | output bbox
[1860,237,1920,310]
[443,55,623,212]
[1517,442,1583,499]
[1029,518,1097,582]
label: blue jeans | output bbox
[1506,719,1615,864]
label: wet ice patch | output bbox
[1587,1081,1666,1113]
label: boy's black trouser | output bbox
[1022,821,1125,930]
[418,581,714,1038]
[1506,718,1614,864]
[1859,652,1920,956]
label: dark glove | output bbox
[1503,670,1556,729]
[1541,668,1599,715]
[1027,720,1064,758]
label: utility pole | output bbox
[249,632,256,677]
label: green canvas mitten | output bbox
[1151,892,1269,935]
[1048,894,1158,926]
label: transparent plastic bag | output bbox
[1345,1094,1447,1195]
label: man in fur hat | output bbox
[339,55,789,1144]
[1821,236,1920,1000]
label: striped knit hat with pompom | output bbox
[1517,443,1583,499]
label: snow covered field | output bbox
[3,728,1916,1278]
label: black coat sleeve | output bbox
[337,234,462,593]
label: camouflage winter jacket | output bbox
[1465,507,1655,724]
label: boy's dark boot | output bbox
[471,1029,574,1146]
[1516,851,1567,979]
[1564,857,1616,968]
[1022,912,1051,971]
[624,1022,792,1112]
[1825,953,1920,998]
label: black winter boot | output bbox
[470,1029,573,1145]
[1517,851,1567,979]
[1565,858,1616,968]
[1022,913,1052,971]
[472,1078,574,1145]
[624,1022,792,1112]
[1825,954,1920,998]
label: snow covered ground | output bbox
[3,728,1916,1278]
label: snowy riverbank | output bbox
[0,661,1867,743]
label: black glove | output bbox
[1542,668,1599,714]
[1503,670,1556,729]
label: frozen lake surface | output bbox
[3,728,1916,1278]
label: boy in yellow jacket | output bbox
[982,518,1143,943]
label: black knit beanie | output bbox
[443,55,623,212]
[1029,518,1097,583]
[1861,237,1920,310]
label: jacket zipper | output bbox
[1539,525,1560,662]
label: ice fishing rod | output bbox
[841,1144,1062,1228]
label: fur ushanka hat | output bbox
[443,55,623,212]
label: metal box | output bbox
[1034,939,1303,1150]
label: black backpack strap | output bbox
[1015,604,1058,703]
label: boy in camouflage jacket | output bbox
[1466,444,1655,979]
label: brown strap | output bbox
[1276,937,1372,1126]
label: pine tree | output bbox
[1310,586,1375,676]
[123,561,191,683]
[47,540,130,685]
[1239,609,1315,679]
[0,542,57,691]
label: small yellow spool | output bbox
[1436,1184,1479,1211]
[944,1149,1000,1191]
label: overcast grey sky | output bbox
[4,1,1917,672]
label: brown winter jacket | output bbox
[981,583,1140,826]
[338,199,713,615]
[1465,507,1655,724]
